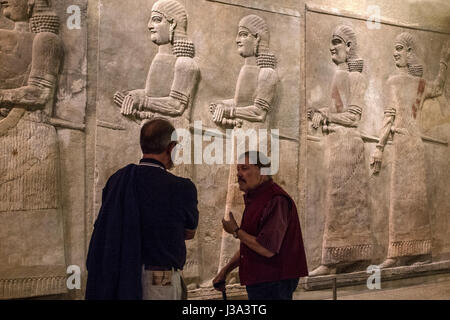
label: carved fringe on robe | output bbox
[323,244,373,265]
[0,274,67,299]
[388,240,432,258]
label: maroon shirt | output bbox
[239,180,308,286]
[255,196,290,255]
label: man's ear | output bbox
[167,141,177,154]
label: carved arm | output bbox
[320,105,362,128]
[371,106,396,175]
[425,41,449,100]
[210,68,277,127]
[118,57,198,118]
[0,32,62,110]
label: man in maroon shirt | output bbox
[213,151,308,300]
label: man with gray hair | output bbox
[86,118,199,300]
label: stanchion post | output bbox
[332,277,337,300]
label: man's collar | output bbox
[139,158,166,170]
[245,179,273,199]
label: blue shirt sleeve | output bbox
[179,179,199,230]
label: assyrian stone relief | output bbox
[92,0,449,295]
[113,0,199,130]
[1,0,448,299]
[207,14,279,274]
[305,6,450,285]
[308,25,373,276]
[0,0,66,299]
[111,0,201,284]
[371,34,450,268]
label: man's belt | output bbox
[143,266,180,286]
[145,265,173,271]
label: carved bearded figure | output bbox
[308,25,373,276]
[114,0,199,130]
[209,15,279,274]
[0,0,66,298]
[371,33,450,268]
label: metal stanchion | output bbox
[214,281,227,300]
[332,277,337,300]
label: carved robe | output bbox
[385,72,432,258]
[0,27,66,299]
[320,65,373,265]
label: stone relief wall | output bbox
[190,0,301,287]
[208,13,280,278]
[94,0,301,289]
[305,5,450,276]
[0,0,87,299]
[1,0,449,299]
[308,24,373,276]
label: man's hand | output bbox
[222,212,239,235]
[212,270,227,292]
[185,229,196,240]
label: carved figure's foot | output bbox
[408,255,432,266]
[378,258,397,269]
[338,260,371,274]
[309,265,336,277]
[411,259,432,266]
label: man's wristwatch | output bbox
[233,227,240,239]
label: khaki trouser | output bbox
[141,267,187,300]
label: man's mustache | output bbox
[237,177,246,183]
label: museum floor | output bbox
[190,272,450,300]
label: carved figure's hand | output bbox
[219,118,242,128]
[440,41,450,65]
[209,103,217,115]
[113,91,127,108]
[370,147,383,175]
[0,108,9,117]
[121,94,137,116]
[312,112,324,129]
[212,103,226,124]
[222,212,239,235]
[120,90,146,116]
[211,101,236,121]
